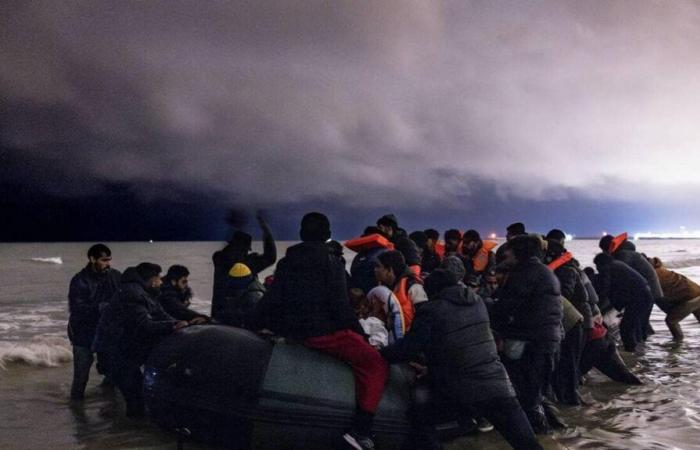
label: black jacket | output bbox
[67,265,121,347]
[350,246,388,294]
[211,228,276,317]
[257,241,363,339]
[421,249,441,274]
[492,257,563,343]
[393,229,421,267]
[157,282,207,322]
[217,278,266,328]
[613,241,663,300]
[597,260,653,313]
[97,267,178,363]
[381,285,515,404]
[554,263,593,330]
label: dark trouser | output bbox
[620,293,653,352]
[111,353,145,416]
[71,345,94,398]
[502,343,558,433]
[407,383,542,450]
[580,335,642,385]
[552,324,584,405]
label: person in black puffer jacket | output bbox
[98,263,189,418]
[217,262,266,328]
[158,265,209,323]
[257,213,388,450]
[381,269,542,450]
[544,240,588,405]
[491,234,562,434]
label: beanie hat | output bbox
[546,229,566,244]
[424,269,458,298]
[599,234,614,252]
[439,256,466,282]
[300,212,331,242]
[136,262,162,282]
[506,222,526,236]
[462,229,481,243]
[227,263,254,290]
[377,214,399,231]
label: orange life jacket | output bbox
[409,264,422,279]
[393,277,415,332]
[608,232,628,253]
[344,234,394,253]
[472,240,498,272]
[548,251,573,271]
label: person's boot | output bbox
[667,321,684,342]
[542,400,567,429]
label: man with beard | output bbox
[104,263,189,418]
[67,244,121,400]
[158,265,209,323]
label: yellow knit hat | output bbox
[228,263,252,278]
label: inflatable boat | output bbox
[144,325,435,449]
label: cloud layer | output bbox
[2,0,700,212]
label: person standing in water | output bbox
[67,243,121,400]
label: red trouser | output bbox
[305,329,389,413]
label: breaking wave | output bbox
[0,336,72,369]
[29,257,63,264]
[664,258,700,270]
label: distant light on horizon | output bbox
[489,233,497,239]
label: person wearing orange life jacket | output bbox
[374,250,428,332]
[461,229,497,288]
[348,226,395,295]
[422,229,442,274]
[376,214,421,277]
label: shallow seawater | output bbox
[2,240,700,449]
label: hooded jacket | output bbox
[491,257,563,344]
[350,246,390,295]
[217,278,266,328]
[67,265,121,347]
[651,258,700,308]
[157,281,207,322]
[612,241,664,300]
[94,267,178,363]
[211,227,276,317]
[257,241,364,340]
[381,283,515,404]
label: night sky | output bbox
[2,1,700,241]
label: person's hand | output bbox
[409,362,428,379]
[256,210,270,230]
[173,321,189,330]
[189,317,208,325]
[593,314,603,325]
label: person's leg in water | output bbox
[551,324,583,405]
[665,296,700,342]
[475,396,543,450]
[70,346,94,400]
[619,309,642,352]
[111,353,146,418]
[581,335,642,385]
[305,329,389,449]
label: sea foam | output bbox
[29,257,63,265]
[0,336,72,369]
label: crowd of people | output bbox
[66,213,700,450]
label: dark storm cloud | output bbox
[2,1,700,218]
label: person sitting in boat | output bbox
[381,268,543,450]
[348,226,393,295]
[349,288,390,349]
[495,222,527,264]
[217,262,266,329]
[376,214,422,276]
[257,212,389,450]
[443,229,462,258]
[421,228,442,274]
[648,256,700,341]
[157,265,209,324]
[211,213,276,321]
[374,250,428,333]
[460,229,497,288]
